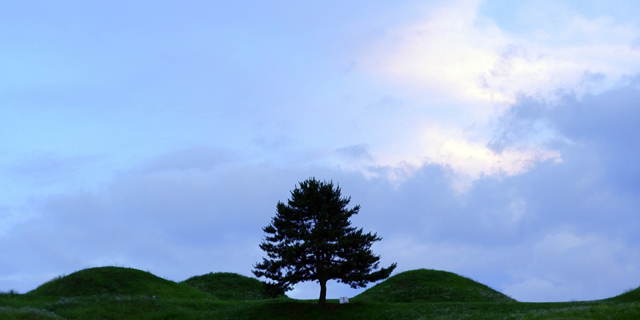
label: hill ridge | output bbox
[182,272,274,300]
[27,266,209,299]
[354,268,515,303]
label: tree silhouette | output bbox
[253,178,396,305]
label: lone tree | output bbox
[253,178,397,305]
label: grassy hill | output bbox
[27,266,209,299]
[605,285,640,303]
[3,266,640,319]
[354,269,515,303]
[182,272,273,300]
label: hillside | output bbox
[182,272,273,300]
[605,285,640,302]
[4,267,640,319]
[354,269,515,303]
[27,266,209,299]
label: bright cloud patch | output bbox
[370,127,561,190]
[427,136,560,190]
[354,0,640,186]
[364,0,640,104]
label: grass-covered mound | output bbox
[27,266,209,299]
[182,272,273,300]
[606,285,640,302]
[354,269,515,303]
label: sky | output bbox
[2,0,640,302]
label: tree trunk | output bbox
[318,280,327,305]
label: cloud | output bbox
[367,79,640,299]
[0,148,386,294]
[363,0,640,104]
[356,124,561,191]
[0,149,292,292]
[423,131,560,191]
[493,76,640,194]
[2,124,640,302]
[336,144,373,161]
[137,146,236,173]
[363,0,509,102]
[479,78,640,301]
[348,0,640,187]
[503,232,640,302]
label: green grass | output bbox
[182,272,273,300]
[354,269,515,303]
[27,266,209,299]
[606,285,640,303]
[1,266,639,319]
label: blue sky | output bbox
[2,0,640,302]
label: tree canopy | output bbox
[253,178,397,304]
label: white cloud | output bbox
[364,0,640,103]
[330,124,560,191]
[417,128,560,190]
[352,0,640,187]
[363,0,508,103]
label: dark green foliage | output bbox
[263,282,285,298]
[27,266,209,299]
[182,272,276,300]
[253,178,397,304]
[354,269,515,303]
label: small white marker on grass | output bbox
[339,297,349,304]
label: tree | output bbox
[253,178,397,305]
